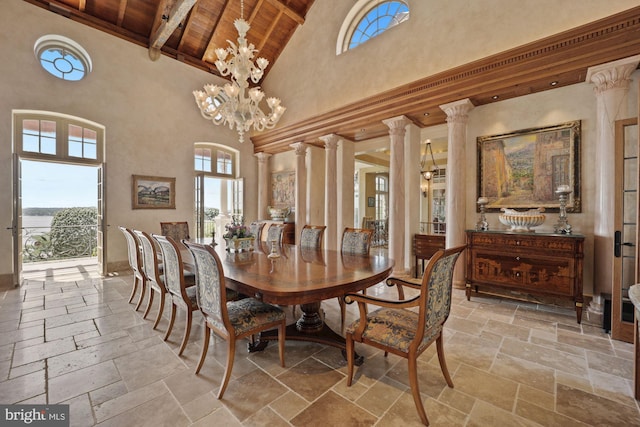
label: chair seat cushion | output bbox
[226,298,286,336]
[346,308,441,353]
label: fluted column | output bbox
[337,138,355,244]
[321,134,339,250]
[255,152,272,220]
[383,116,410,275]
[586,55,640,311]
[290,142,307,242]
[440,99,474,287]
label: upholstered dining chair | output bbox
[344,245,466,426]
[266,223,285,245]
[160,221,190,242]
[183,241,286,399]
[299,224,326,249]
[152,234,198,356]
[337,227,374,327]
[134,230,168,330]
[119,226,147,311]
[249,221,266,242]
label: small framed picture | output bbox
[132,175,176,209]
[367,196,375,207]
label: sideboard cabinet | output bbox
[465,230,585,323]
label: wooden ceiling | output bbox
[24,0,315,76]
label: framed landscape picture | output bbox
[132,175,176,209]
[477,121,581,213]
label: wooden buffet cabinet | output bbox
[465,230,585,323]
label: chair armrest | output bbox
[386,277,421,290]
[344,292,419,309]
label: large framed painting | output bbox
[132,175,176,209]
[477,121,581,213]
[271,170,295,208]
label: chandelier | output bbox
[193,0,285,143]
[420,139,440,181]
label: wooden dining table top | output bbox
[185,241,395,306]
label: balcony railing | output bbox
[22,224,98,263]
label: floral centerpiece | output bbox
[223,215,255,252]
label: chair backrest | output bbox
[266,223,285,244]
[133,230,163,286]
[153,234,188,299]
[119,226,144,277]
[299,225,326,249]
[160,221,190,241]
[183,242,228,332]
[249,221,266,242]
[417,245,466,342]
[341,227,374,255]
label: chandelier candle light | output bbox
[193,0,285,143]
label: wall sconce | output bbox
[421,183,428,198]
[420,139,439,181]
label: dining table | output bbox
[185,240,394,364]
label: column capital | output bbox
[382,115,410,137]
[254,152,272,163]
[586,55,640,93]
[320,134,340,150]
[290,142,307,156]
[439,98,475,124]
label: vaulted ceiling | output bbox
[22,2,640,156]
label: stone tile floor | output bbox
[1,271,640,426]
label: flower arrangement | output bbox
[223,215,253,239]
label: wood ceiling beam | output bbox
[149,0,197,61]
[116,0,127,26]
[258,9,283,51]
[266,0,305,25]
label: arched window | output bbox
[337,0,409,54]
[194,143,235,177]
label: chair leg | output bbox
[178,309,193,356]
[128,276,139,304]
[135,281,146,311]
[408,356,429,426]
[143,286,154,319]
[346,333,355,386]
[278,321,285,368]
[164,303,176,341]
[195,324,210,374]
[436,335,454,388]
[217,337,236,399]
[153,292,165,330]
[338,297,346,330]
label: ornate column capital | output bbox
[254,152,272,163]
[290,142,307,156]
[439,98,475,124]
[382,115,410,137]
[586,55,640,94]
[320,133,339,150]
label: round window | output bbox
[34,35,92,81]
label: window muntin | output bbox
[195,148,212,172]
[34,35,92,81]
[217,150,232,175]
[338,1,409,54]
[68,124,97,159]
[22,119,57,155]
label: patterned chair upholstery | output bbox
[133,230,168,330]
[152,234,198,356]
[160,221,190,242]
[183,242,286,399]
[266,223,285,245]
[249,221,266,242]
[299,225,326,249]
[344,245,466,426]
[119,227,147,311]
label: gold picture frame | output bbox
[132,175,176,209]
[477,121,581,213]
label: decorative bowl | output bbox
[499,208,546,232]
[268,206,290,220]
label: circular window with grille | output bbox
[34,35,92,81]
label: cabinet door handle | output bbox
[516,256,520,261]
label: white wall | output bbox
[0,2,259,285]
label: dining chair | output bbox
[118,226,147,311]
[134,230,168,330]
[152,234,198,356]
[265,223,285,245]
[160,221,190,242]
[344,245,466,426]
[184,241,286,399]
[299,224,326,249]
[337,227,374,328]
[249,221,266,242]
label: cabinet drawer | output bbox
[469,252,574,296]
[468,233,579,254]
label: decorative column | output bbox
[383,116,410,275]
[321,134,339,250]
[290,142,307,242]
[255,152,271,220]
[337,138,355,244]
[440,99,474,287]
[586,55,640,314]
